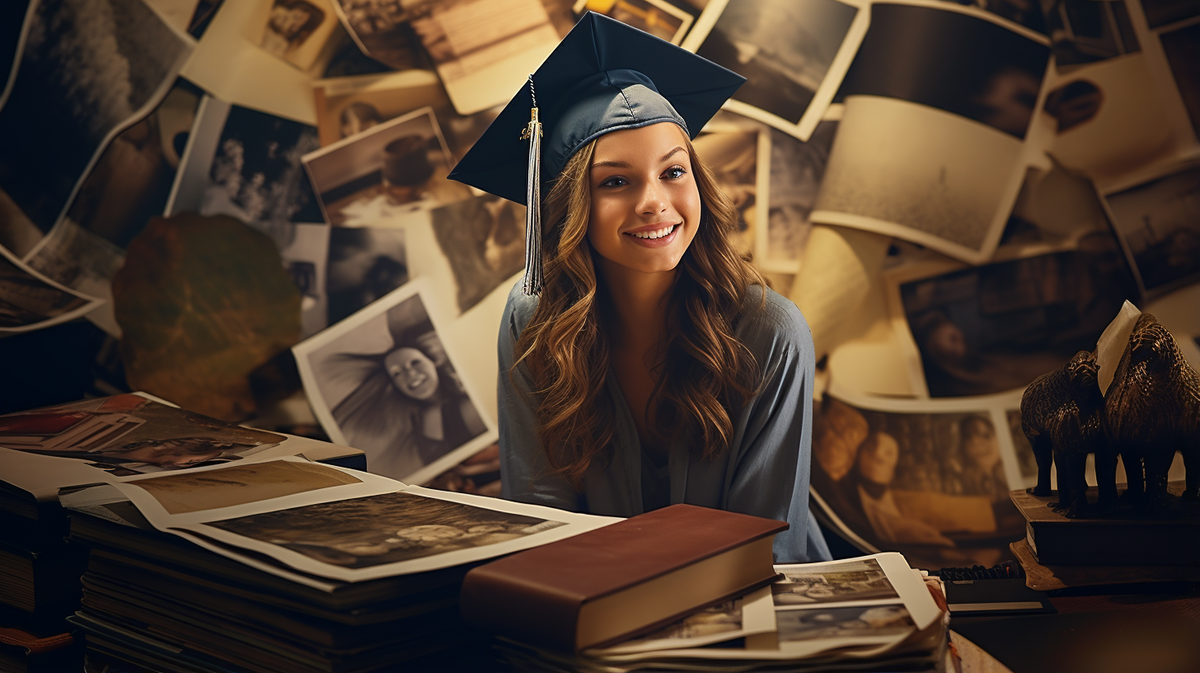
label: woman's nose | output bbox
[637,180,668,216]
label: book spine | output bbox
[459,566,582,651]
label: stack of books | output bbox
[459,507,949,672]
[57,456,616,672]
[0,393,364,670]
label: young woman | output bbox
[452,13,830,562]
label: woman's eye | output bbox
[663,165,687,180]
[600,176,627,188]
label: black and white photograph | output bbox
[588,590,776,655]
[1159,22,1200,141]
[64,79,204,250]
[431,194,526,313]
[303,107,463,225]
[684,0,864,141]
[331,0,428,72]
[810,389,1026,570]
[895,235,1138,397]
[206,490,564,568]
[772,557,899,606]
[294,281,493,484]
[693,128,768,260]
[279,222,330,337]
[0,0,193,234]
[775,605,914,643]
[1104,164,1200,296]
[1040,0,1140,71]
[838,4,1049,140]
[326,225,408,325]
[404,0,564,114]
[167,97,323,250]
[0,242,102,334]
[574,0,694,44]
[764,121,835,271]
[0,393,284,475]
[259,0,339,72]
[313,70,447,146]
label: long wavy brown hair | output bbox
[512,130,765,487]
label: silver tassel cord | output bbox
[520,75,543,296]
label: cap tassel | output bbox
[520,76,543,296]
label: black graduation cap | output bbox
[448,11,744,295]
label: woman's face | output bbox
[587,122,701,280]
[385,347,439,400]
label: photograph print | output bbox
[764,121,836,271]
[0,0,193,234]
[0,242,102,334]
[0,393,285,475]
[431,194,526,314]
[775,605,914,644]
[303,106,461,226]
[809,390,1026,570]
[206,490,565,569]
[259,0,341,72]
[1103,163,1200,297]
[326,225,408,325]
[894,234,1139,397]
[574,0,694,44]
[295,281,491,484]
[772,557,899,607]
[683,0,864,141]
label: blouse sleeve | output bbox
[496,284,583,511]
[726,292,831,563]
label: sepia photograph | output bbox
[809,388,1027,570]
[168,98,323,250]
[206,490,564,568]
[1159,22,1200,141]
[431,194,526,313]
[772,557,899,607]
[303,107,462,225]
[1040,0,1140,71]
[838,4,1049,140]
[764,121,835,271]
[684,0,863,140]
[775,605,914,643]
[895,235,1139,397]
[22,219,125,336]
[574,0,694,44]
[1104,164,1200,297]
[0,243,102,334]
[0,0,193,234]
[259,0,340,72]
[326,225,408,325]
[65,79,204,250]
[331,0,428,71]
[0,393,284,475]
[404,0,564,114]
[693,128,767,260]
[295,282,492,484]
[127,459,362,515]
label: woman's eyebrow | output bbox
[592,146,686,169]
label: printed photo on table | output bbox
[0,393,284,475]
[809,388,1027,570]
[294,281,493,484]
[206,490,564,568]
[776,605,914,643]
[772,557,899,607]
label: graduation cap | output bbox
[448,12,745,295]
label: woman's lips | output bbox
[623,223,679,247]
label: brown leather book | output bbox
[459,503,786,652]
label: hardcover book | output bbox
[459,503,787,652]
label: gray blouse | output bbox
[496,281,832,563]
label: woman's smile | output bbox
[624,222,680,246]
